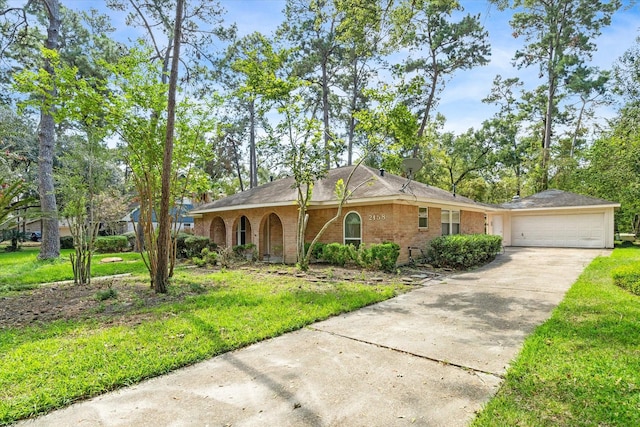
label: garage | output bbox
[490,189,619,249]
[511,213,605,248]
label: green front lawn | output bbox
[0,267,410,425]
[0,246,149,293]
[473,245,640,426]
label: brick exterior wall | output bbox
[461,210,486,234]
[194,203,486,265]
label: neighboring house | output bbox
[190,165,488,264]
[486,190,619,249]
[119,202,196,235]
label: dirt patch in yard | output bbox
[0,263,448,330]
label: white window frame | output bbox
[343,211,362,247]
[441,209,461,235]
[418,207,429,229]
[237,215,248,245]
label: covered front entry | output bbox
[260,213,284,262]
[511,213,605,248]
[209,217,226,247]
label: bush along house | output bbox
[190,165,488,265]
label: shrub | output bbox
[122,232,137,251]
[174,233,193,259]
[428,234,502,269]
[60,236,74,249]
[217,246,235,268]
[355,242,401,272]
[184,236,213,258]
[322,243,356,267]
[192,247,218,268]
[304,242,327,260]
[371,242,401,272]
[95,288,117,301]
[94,235,129,253]
[612,264,640,296]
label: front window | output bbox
[237,215,248,245]
[344,212,362,247]
[418,207,428,229]
[441,210,460,235]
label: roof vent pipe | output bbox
[379,168,385,177]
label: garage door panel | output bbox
[512,214,604,248]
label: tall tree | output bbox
[493,0,621,189]
[154,0,183,293]
[335,0,389,165]
[220,32,290,188]
[391,0,490,156]
[279,0,347,169]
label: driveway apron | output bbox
[19,247,607,427]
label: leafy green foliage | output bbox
[95,288,118,301]
[192,247,218,267]
[354,243,401,273]
[305,242,327,260]
[322,243,356,267]
[94,236,129,253]
[183,236,214,259]
[59,236,74,250]
[428,234,502,269]
[612,264,640,296]
[317,242,400,272]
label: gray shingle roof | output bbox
[499,189,618,209]
[191,165,481,213]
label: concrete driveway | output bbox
[19,247,608,427]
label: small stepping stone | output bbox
[100,257,123,263]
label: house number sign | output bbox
[368,214,386,221]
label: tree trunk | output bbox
[541,46,558,191]
[321,60,331,169]
[37,0,61,260]
[154,0,183,294]
[249,99,257,188]
[347,53,358,166]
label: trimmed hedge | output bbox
[322,243,356,267]
[318,242,401,272]
[612,264,640,296]
[304,242,327,260]
[60,236,74,250]
[428,234,502,269]
[94,235,129,253]
[358,242,401,272]
[183,236,215,259]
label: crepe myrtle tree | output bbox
[103,46,217,292]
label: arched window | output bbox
[237,215,248,245]
[344,211,362,247]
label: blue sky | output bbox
[34,0,640,135]
[223,0,640,135]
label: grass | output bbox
[0,246,149,294]
[472,245,640,426]
[0,268,410,425]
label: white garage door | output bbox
[511,213,605,248]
